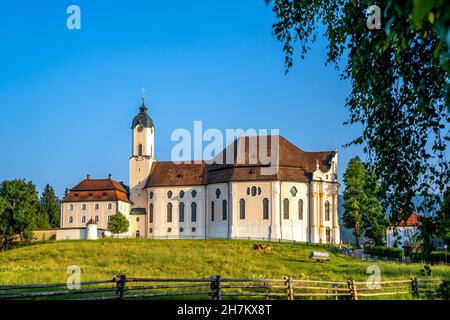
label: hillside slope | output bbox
[1,239,449,285]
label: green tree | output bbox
[435,187,450,246]
[39,184,60,228]
[343,156,385,246]
[343,157,366,246]
[0,179,39,250]
[107,212,129,236]
[268,0,449,229]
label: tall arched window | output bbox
[325,201,330,221]
[283,198,289,219]
[326,227,331,243]
[263,198,269,220]
[239,199,246,220]
[222,200,227,220]
[211,201,215,221]
[298,199,304,220]
[167,203,172,222]
[179,202,185,222]
[191,202,197,222]
[138,144,143,156]
[149,203,153,223]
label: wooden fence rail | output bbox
[0,276,446,300]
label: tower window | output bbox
[325,201,330,221]
[95,215,99,223]
[149,203,154,223]
[82,216,86,223]
[95,204,99,210]
[138,144,143,156]
[215,188,221,199]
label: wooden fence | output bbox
[0,276,446,300]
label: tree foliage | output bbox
[269,0,450,225]
[39,184,60,228]
[436,187,450,246]
[0,180,39,250]
[343,156,385,246]
[107,212,130,236]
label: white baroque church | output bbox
[60,99,340,244]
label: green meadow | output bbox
[0,239,449,285]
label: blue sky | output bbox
[0,0,363,197]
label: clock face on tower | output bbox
[137,126,143,132]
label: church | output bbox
[60,98,341,244]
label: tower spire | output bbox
[140,87,147,112]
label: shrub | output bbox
[364,246,404,259]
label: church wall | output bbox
[279,182,309,241]
[147,185,206,239]
[229,181,273,239]
[206,183,229,238]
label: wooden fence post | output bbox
[116,274,126,300]
[210,275,222,300]
[411,277,419,297]
[285,277,294,300]
[347,280,358,300]
[332,283,338,300]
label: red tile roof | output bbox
[145,135,336,187]
[389,212,423,227]
[63,178,131,203]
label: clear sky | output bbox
[0,0,363,197]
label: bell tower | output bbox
[129,96,154,210]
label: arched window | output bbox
[95,215,99,223]
[108,203,112,210]
[251,186,257,196]
[239,199,246,220]
[136,230,140,238]
[69,204,73,211]
[179,202,185,222]
[298,199,304,220]
[149,203,153,223]
[167,203,172,222]
[191,202,197,222]
[82,204,86,211]
[82,216,86,223]
[138,144,143,156]
[222,200,227,220]
[283,198,289,219]
[262,198,269,220]
[211,201,215,221]
[325,201,330,221]
[68,216,73,224]
[326,227,331,243]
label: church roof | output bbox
[145,135,336,187]
[132,98,154,129]
[63,176,132,203]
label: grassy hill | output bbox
[0,239,449,286]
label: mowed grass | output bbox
[0,239,449,285]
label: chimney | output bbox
[86,174,91,180]
[108,173,112,179]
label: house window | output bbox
[108,203,112,210]
[325,201,330,221]
[69,216,73,224]
[263,198,269,220]
[222,200,227,220]
[239,199,246,220]
[82,216,86,223]
[211,201,215,221]
[95,215,99,223]
[167,203,172,222]
[69,204,73,211]
[149,203,153,223]
[138,144,143,156]
[298,199,304,220]
[179,202,185,222]
[95,204,99,210]
[108,215,111,222]
[191,202,197,222]
[82,204,86,211]
[283,198,289,219]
